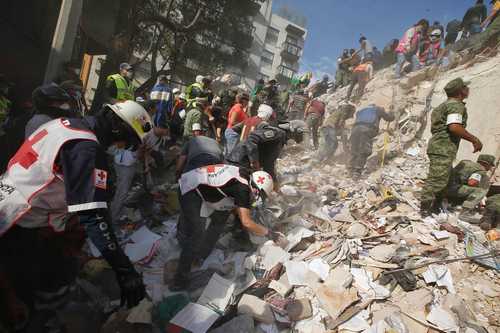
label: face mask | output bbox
[58,103,71,111]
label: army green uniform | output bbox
[482,194,500,229]
[448,160,489,209]
[421,99,468,209]
[317,104,355,161]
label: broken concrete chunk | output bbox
[314,285,359,321]
[346,223,369,238]
[325,265,353,289]
[238,294,275,324]
[286,299,313,321]
[368,244,396,263]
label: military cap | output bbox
[444,78,470,95]
[477,154,496,166]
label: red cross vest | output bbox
[0,119,98,236]
[179,164,248,217]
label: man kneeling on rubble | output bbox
[173,131,286,291]
[448,154,496,220]
[349,104,395,179]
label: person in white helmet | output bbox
[0,100,149,328]
[173,134,285,291]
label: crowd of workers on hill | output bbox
[0,0,499,331]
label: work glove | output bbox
[116,267,146,308]
[269,230,288,249]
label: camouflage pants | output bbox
[472,17,500,52]
[448,185,488,209]
[335,69,350,88]
[349,124,376,175]
[420,154,454,207]
[305,113,321,149]
[486,194,500,214]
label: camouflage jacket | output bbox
[427,99,468,157]
[450,160,489,190]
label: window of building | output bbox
[286,35,299,46]
[261,49,274,68]
[265,27,280,45]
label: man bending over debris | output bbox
[349,104,395,180]
[448,154,496,220]
[421,78,483,216]
[317,102,356,162]
[173,134,286,290]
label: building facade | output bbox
[240,0,307,89]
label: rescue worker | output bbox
[105,62,135,103]
[395,19,429,78]
[335,49,351,88]
[25,83,82,138]
[480,194,500,230]
[462,0,488,37]
[287,89,309,120]
[150,74,173,129]
[303,98,326,150]
[308,75,330,98]
[316,102,356,162]
[232,104,274,142]
[418,29,445,67]
[349,104,395,179]
[421,78,483,216]
[186,75,213,107]
[259,79,281,115]
[448,154,496,218]
[169,92,187,143]
[173,134,285,290]
[0,100,149,328]
[227,119,305,183]
[249,79,265,116]
[183,97,211,141]
[225,93,249,155]
[472,0,500,54]
[346,54,374,101]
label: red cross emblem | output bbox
[94,169,107,190]
[97,170,106,181]
[257,176,266,184]
[8,129,48,170]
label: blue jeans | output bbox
[224,128,240,156]
[395,52,420,78]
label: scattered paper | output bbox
[406,147,420,157]
[431,230,451,240]
[422,264,455,294]
[284,261,315,286]
[260,243,290,270]
[124,226,161,262]
[308,258,330,281]
[170,303,220,333]
[268,273,292,296]
[286,226,315,251]
[426,306,459,332]
[338,309,370,332]
[198,273,235,313]
[351,267,391,299]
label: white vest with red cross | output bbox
[179,164,248,217]
[0,119,98,236]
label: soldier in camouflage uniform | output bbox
[420,78,483,216]
[481,194,500,230]
[316,102,356,162]
[287,89,309,121]
[448,154,496,211]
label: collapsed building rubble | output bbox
[68,51,500,333]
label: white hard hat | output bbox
[179,93,187,100]
[196,75,204,84]
[430,29,442,37]
[192,123,202,131]
[107,100,152,142]
[257,104,274,121]
[172,88,180,95]
[251,171,274,197]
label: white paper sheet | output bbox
[351,267,391,299]
[286,226,315,251]
[170,303,220,333]
[284,261,314,286]
[308,258,330,281]
[422,264,455,294]
[338,309,370,331]
[124,226,162,262]
[260,244,290,270]
[198,273,235,313]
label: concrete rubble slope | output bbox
[70,51,500,333]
